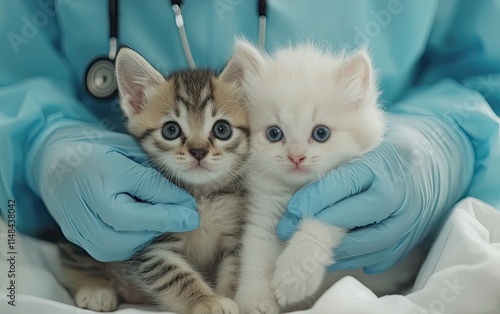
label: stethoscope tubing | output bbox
[172,3,196,69]
[108,0,118,60]
[258,0,267,51]
[86,0,267,99]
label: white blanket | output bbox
[1,197,499,314]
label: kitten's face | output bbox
[116,49,248,186]
[230,41,385,188]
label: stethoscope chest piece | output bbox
[85,57,117,99]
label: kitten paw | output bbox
[189,297,239,314]
[271,251,326,307]
[235,283,280,314]
[74,286,118,312]
[272,219,343,307]
[238,301,280,314]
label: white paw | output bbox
[271,247,328,307]
[189,297,239,314]
[234,278,280,314]
[74,286,118,312]
[238,300,280,314]
[271,219,343,308]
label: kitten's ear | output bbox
[219,39,265,84]
[115,48,164,117]
[335,48,373,96]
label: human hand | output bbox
[277,114,474,273]
[31,122,199,261]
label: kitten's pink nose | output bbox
[288,155,306,165]
[189,148,208,161]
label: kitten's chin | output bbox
[176,162,233,186]
[179,168,220,185]
[278,168,322,189]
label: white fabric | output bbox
[1,197,499,314]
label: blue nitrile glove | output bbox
[28,121,199,262]
[277,113,475,274]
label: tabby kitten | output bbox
[59,48,249,314]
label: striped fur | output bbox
[59,48,249,314]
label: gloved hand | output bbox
[277,114,474,274]
[28,121,199,262]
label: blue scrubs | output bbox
[0,0,499,237]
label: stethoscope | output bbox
[86,0,268,99]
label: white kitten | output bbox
[224,40,385,313]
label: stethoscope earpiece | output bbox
[85,57,118,99]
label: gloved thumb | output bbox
[104,154,200,232]
[286,161,374,218]
[277,163,373,241]
[124,160,197,208]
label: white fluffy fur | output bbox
[239,41,385,188]
[230,40,385,313]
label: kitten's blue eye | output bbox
[213,120,232,140]
[312,125,331,142]
[162,121,182,140]
[266,126,283,142]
